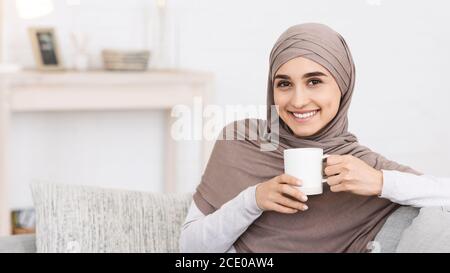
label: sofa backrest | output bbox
[31,183,193,253]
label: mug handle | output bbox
[322,154,330,183]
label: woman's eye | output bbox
[276,81,291,88]
[307,79,322,86]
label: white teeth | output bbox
[292,110,317,119]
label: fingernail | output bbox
[302,195,308,202]
[303,205,308,210]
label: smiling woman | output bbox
[179,23,431,253]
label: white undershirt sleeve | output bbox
[381,170,450,207]
[179,184,263,253]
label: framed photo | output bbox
[28,27,64,70]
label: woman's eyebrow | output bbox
[274,74,290,80]
[274,72,327,80]
[302,71,327,79]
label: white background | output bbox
[2,0,450,208]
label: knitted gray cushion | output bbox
[31,183,192,253]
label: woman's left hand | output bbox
[324,155,383,196]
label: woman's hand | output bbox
[324,155,383,196]
[255,174,309,213]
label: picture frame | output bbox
[28,27,64,71]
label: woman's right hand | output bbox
[255,174,309,214]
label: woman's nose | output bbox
[290,87,310,108]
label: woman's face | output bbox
[273,57,341,137]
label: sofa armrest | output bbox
[0,234,36,253]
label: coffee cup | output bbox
[283,148,328,195]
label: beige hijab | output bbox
[193,23,420,252]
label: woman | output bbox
[179,23,449,253]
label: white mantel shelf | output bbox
[3,70,213,111]
[0,69,215,236]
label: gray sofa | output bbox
[0,183,423,253]
[0,234,36,253]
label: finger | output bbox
[278,174,302,186]
[330,183,347,193]
[324,163,344,176]
[270,203,299,214]
[326,155,344,166]
[279,184,308,202]
[327,172,345,186]
[276,195,308,211]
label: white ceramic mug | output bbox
[283,148,328,195]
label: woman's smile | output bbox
[289,109,320,123]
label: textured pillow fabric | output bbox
[396,207,450,253]
[31,183,192,253]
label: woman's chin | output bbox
[286,122,321,138]
[281,118,319,138]
[293,130,318,138]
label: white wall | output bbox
[3,0,450,208]
[11,111,166,207]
